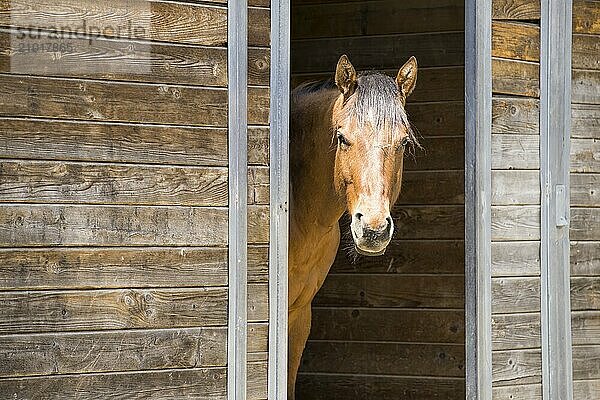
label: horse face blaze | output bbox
[334,122,407,257]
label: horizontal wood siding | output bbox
[291,0,465,398]
[490,3,543,396]
[0,0,272,398]
[571,1,600,394]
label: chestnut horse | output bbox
[288,55,419,398]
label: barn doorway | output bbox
[289,1,466,398]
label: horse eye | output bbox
[401,137,410,147]
[337,132,351,148]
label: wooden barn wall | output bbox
[490,2,543,399]
[491,1,600,399]
[291,1,466,398]
[570,1,600,399]
[0,0,270,398]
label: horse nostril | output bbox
[355,213,363,222]
[385,216,393,231]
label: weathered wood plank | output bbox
[573,34,600,70]
[491,206,540,241]
[483,30,597,73]
[492,349,542,387]
[0,246,268,290]
[571,277,600,311]
[0,204,226,246]
[399,170,464,205]
[0,247,229,288]
[571,241,600,276]
[248,207,270,247]
[492,277,541,314]
[192,0,269,5]
[0,119,269,166]
[406,101,465,137]
[292,67,464,103]
[492,383,542,400]
[310,308,464,343]
[492,21,540,62]
[573,0,600,35]
[492,97,539,135]
[300,341,465,377]
[492,241,540,277]
[0,205,269,246]
[570,135,600,173]
[313,275,464,309]
[0,0,270,47]
[291,0,464,39]
[574,379,600,400]
[492,134,540,170]
[248,246,269,283]
[247,323,269,363]
[404,137,464,171]
[296,374,465,400]
[572,103,600,139]
[572,311,600,345]
[0,327,230,377]
[492,58,539,98]
[492,0,540,20]
[0,74,270,126]
[492,170,539,205]
[0,367,228,399]
[331,240,465,275]
[0,285,267,334]
[247,361,268,400]
[573,346,600,380]
[248,166,269,205]
[0,160,231,206]
[251,0,271,6]
[571,174,600,206]
[0,31,270,87]
[292,32,465,73]
[389,206,464,240]
[0,287,228,333]
[492,313,541,350]
[571,208,600,241]
[247,284,269,322]
[573,69,600,105]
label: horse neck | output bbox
[291,88,345,231]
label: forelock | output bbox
[342,73,410,134]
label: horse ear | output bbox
[396,56,418,100]
[335,55,357,98]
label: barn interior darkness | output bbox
[290,1,466,398]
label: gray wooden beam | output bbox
[268,1,290,400]
[540,1,574,399]
[465,0,493,399]
[227,0,248,398]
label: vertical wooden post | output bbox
[540,1,574,398]
[228,0,248,398]
[465,0,492,398]
[269,0,290,399]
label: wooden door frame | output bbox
[464,0,493,399]
[540,0,574,398]
[268,1,291,399]
[227,0,249,399]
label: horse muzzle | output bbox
[350,213,394,256]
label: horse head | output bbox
[331,54,418,256]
